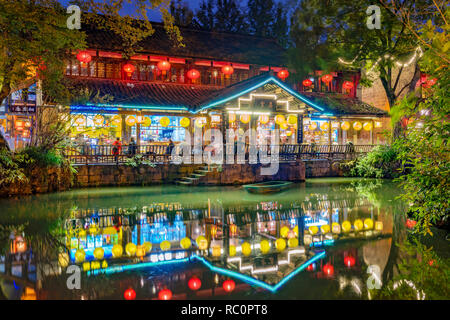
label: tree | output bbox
[170,0,195,27]
[271,2,289,47]
[195,0,216,30]
[214,0,248,33]
[247,0,276,37]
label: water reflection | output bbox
[0,178,407,300]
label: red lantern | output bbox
[76,51,92,67]
[277,69,289,81]
[221,65,234,77]
[428,259,435,266]
[188,277,202,291]
[344,256,356,268]
[306,263,316,272]
[223,279,235,293]
[323,263,334,277]
[425,78,437,88]
[342,81,354,90]
[123,63,135,77]
[124,288,136,300]
[302,79,313,87]
[157,61,171,75]
[406,219,417,229]
[321,74,333,84]
[187,69,200,80]
[158,289,172,300]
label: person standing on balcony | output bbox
[112,137,122,164]
[128,137,137,156]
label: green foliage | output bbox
[0,148,27,187]
[124,154,156,168]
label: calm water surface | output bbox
[0,178,432,300]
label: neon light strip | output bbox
[84,103,189,111]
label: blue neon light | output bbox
[90,103,189,111]
[309,239,335,247]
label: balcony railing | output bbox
[64,144,378,165]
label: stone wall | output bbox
[304,160,345,178]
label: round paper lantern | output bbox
[160,240,171,251]
[58,253,70,268]
[321,74,333,84]
[406,219,417,229]
[125,243,137,257]
[287,115,297,125]
[259,115,269,124]
[260,240,270,254]
[342,221,352,233]
[241,242,252,256]
[157,61,171,74]
[136,245,146,257]
[320,224,330,234]
[364,218,374,230]
[75,249,86,263]
[354,219,364,231]
[277,69,289,80]
[196,236,208,250]
[180,237,192,249]
[76,51,92,67]
[240,114,250,124]
[280,226,290,238]
[302,79,313,87]
[111,115,121,126]
[275,115,286,125]
[126,115,137,126]
[93,247,104,260]
[375,221,384,231]
[141,116,151,127]
[293,225,299,237]
[221,65,234,77]
[363,122,373,131]
[309,121,318,130]
[332,222,341,234]
[93,114,104,126]
[342,81,354,90]
[306,263,316,272]
[344,256,356,268]
[320,122,329,131]
[187,69,200,80]
[229,245,237,257]
[143,242,152,253]
[123,63,135,76]
[275,238,286,251]
[341,121,350,131]
[112,244,123,258]
[309,225,319,235]
[223,279,235,293]
[195,117,206,128]
[280,123,288,130]
[124,288,136,300]
[180,117,190,128]
[158,289,172,300]
[228,113,236,123]
[288,238,299,248]
[323,263,334,276]
[188,277,202,291]
[160,116,170,127]
[353,121,362,131]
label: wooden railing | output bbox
[64,144,379,165]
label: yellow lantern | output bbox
[136,245,146,257]
[242,242,252,256]
[259,115,269,124]
[275,238,286,251]
[126,115,137,126]
[93,114,104,126]
[288,238,298,248]
[363,122,373,131]
[240,114,251,124]
[228,113,236,123]
[353,121,362,131]
[364,218,374,230]
[160,116,170,127]
[112,244,123,258]
[309,121,318,130]
[143,242,152,253]
[332,222,341,234]
[211,225,218,238]
[93,247,104,260]
[288,115,297,125]
[229,245,237,257]
[196,236,208,250]
[293,225,299,237]
[260,240,270,254]
[308,225,319,235]
[230,224,238,236]
[111,115,121,126]
[375,121,382,128]
[354,219,364,231]
[275,115,286,125]
[160,240,171,251]
[141,116,152,127]
[58,253,70,268]
[125,243,137,257]
[320,224,330,234]
[320,122,329,131]
[212,245,221,257]
[341,121,350,131]
[180,237,191,249]
[342,221,352,233]
[280,123,288,130]
[195,117,207,128]
[375,221,383,231]
[280,226,290,238]
[180,117,190,128]
[75,249,86,263]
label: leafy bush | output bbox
[0,148,27,186]
[16,146,64,168]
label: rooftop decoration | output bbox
[277,69,289,81]
[76,51,92,68]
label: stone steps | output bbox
[174,164,219,185]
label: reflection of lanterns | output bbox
[223,279,235,293]
[353,121,362,131]
[180,117,190,128]
[124,288,136,300]
[126,115,137,126]
[188,277,202,291]
[240,114,250,124]
[160,240,171,251]
[275,238,286,251]
[160,116,170,127]
[341,121,350,130]
[228,113,236,123]
[157,61,171,75]
[187,69,200,80]
[321,74,333,84]
[342,81,354,90]
[302,79,313,87]
[76,51,92,67]
[123,63,135,77]
[344,256,356,268]
[275,115,286,125]
[93,114,104,126]
[196,236,208,250]
[287,115,297,125]
[363,122,373,131]
[221,65,234,77]
[320,122,329,131]
[323,263,334,276]
[259,115,269,124]
[277,69,289,81]
[158,289,172,300]
[242,242,251,256]
[309,121,318,130]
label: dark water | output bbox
[0,178,438,300]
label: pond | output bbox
[0,178,441,300]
